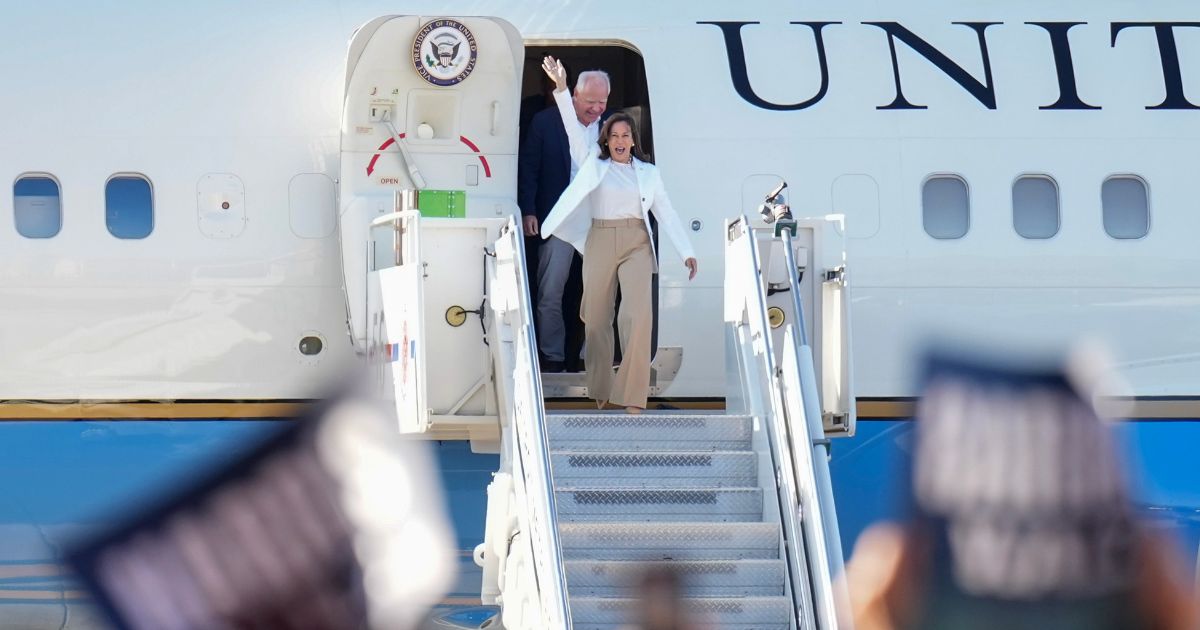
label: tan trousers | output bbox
[582,219,656,408]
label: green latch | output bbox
[773,218,797,238]
[417,190,466,218]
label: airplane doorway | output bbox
[518,43,661,395]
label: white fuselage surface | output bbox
[2,1,1198,403]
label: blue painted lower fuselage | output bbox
[1,418,1196,617]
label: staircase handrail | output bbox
[488,218,572,628]
[725,215,819,629]
[779,230,848,590]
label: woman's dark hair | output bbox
[598,112,650,163]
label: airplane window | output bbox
[1102,176,1149,239]
[1012,176,1059,239]
[14,175,62,238]
[106,175,153,239]
[289,173,336,238]
[922,176,969,239]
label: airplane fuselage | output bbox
[1,1,1197,408]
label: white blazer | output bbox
[540,151,696,265]
[539,88,695,265]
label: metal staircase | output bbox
[369,207,854,629]
[473,213,852,629]
[550,411,792,629]
[530,213,849,629]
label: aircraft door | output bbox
[339,16,523,349]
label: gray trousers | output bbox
[536,235,576,362]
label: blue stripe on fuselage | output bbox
[0,418,1194,614]
[830,418,1200,560]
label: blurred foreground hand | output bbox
[839,348,1200,630]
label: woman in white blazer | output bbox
[539,57,698,413]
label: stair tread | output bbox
[549,446,748,451]
[547,412,752,420]
[570,596,791,625]
[551,449,758,487]
[565,559,786,596]
[560,522,779,560]
[556,486,761,492]
[547,414,753,451]
[566,558,784,575]
[551,449,756,458]
[559,520,778,536]
[556,487,763,522]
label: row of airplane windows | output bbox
[12,173,338,240]
[14,174,152,239]
[9,172,1152,241]
[923,174,1150,240]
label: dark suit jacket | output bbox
[518,105,572,223]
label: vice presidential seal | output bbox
[412,19,478,87]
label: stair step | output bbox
[565,559,786,597]
[547,414,752,451]
[556,488,762,522]
[550,451,757,488]
[560,522,779,561]
[570,596,791,629]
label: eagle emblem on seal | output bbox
[412,19,478,87]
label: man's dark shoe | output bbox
[540,359,565,373]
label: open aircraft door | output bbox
[337,16,523,449]
[339,15,523,349]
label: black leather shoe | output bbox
[540,359,565,373]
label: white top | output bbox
[590,160,642,220]
[553,89,599,178]
[540,152,698,263]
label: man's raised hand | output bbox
[542,55,568,93]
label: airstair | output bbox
[541,215,850,629]
[359,203,853,629]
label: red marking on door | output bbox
[366,135,405,176]
[365,133,492,179]
[458,136,492,178]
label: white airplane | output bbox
[3,1,1198,419]
[1,1,1198,624]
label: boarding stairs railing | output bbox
[723,214,845,629]
[776,224,848,595]
[364,205,570,629]
[475,218,572,629]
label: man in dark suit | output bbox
[518,69,610,372]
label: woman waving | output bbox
[539,56,699,414]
